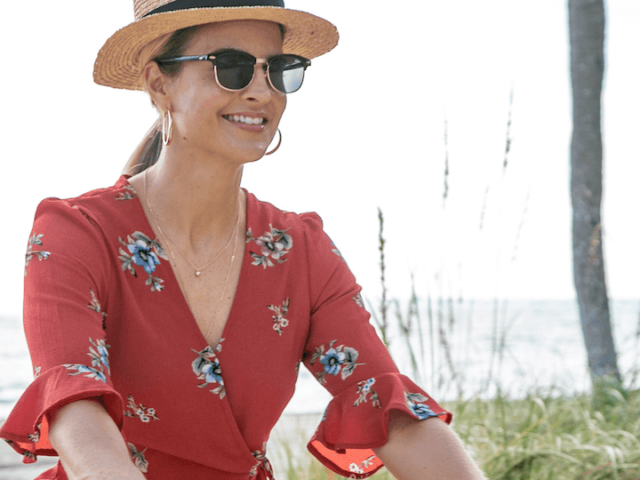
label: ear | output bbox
[144,61,172,112]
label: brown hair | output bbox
[124,26,203,175]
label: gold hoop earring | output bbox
[162,110,173,146]
[265,129,282,156]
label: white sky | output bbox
[1,0,639,317]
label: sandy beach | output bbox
[0,413,322,480]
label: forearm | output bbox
[48,399,145,480]
[373,411,486,480]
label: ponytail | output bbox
[122,118,163,176]
[122,25,204,176]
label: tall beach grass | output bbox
[269,97,640,479]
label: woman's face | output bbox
[158,20,287,164]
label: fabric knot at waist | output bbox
[250,451,274,480]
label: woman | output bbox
[1,1,485,479]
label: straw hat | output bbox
[94,0,339,91]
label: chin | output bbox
[227,146,270,165]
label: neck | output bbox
[138,147,245,256]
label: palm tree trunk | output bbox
[569,0,620,382]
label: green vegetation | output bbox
[274,387,640,479]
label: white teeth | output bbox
[225,115,264,125]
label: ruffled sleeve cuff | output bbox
[307,373,451,478]
[0,366,123,464]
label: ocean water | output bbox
[1,300,639,422]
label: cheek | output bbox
[275,95,287,121]
[178,87,231,132]
[200,92,230,112]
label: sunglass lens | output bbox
[215,53,255,90]
[269,55,307,94]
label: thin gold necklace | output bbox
[143,169,240,278]
[203,226,239,343]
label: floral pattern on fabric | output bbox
[267,298,290,335]
[250,442,274,478]
[353,378,381,408]
[125,395,159,423]
[118,231,168,292]
[405,392,438,420]
[192,340,225,398]
[309,340,365,385]
[33,366,41,379]
[128,442,149,473]
[353,292,365,309]
[330,240,346,263]
[27,424,41,443]
[321,406,328,422]
[116,184,137,201]
[62,338,111,383]
[348,456,376,476]
[23,451,36,463]
[246,225,292,268]
[88,288,107,330]
[24,233,50,276]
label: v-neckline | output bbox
[121,175,252,350]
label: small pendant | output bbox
[195,271,201,277]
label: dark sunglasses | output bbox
[156,50,311,94]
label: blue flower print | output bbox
[320,348,345,376]
[310,340,365,385]
[410,403,437,420]
[353,378,381,408]
[191,340,226,398]
[63,337,110,383]
[246,225,293,268]
[125,395,159,422]
[361,378,375,393]
[405,392,437,420]
[128,240,160,275]
[202,360,223,384]
[88,338,110,374]
[119,232,168,292]
[63,364,107,383]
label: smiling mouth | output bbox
[223,115,266,126]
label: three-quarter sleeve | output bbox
[0,198,123,464]
[300,213,451,479]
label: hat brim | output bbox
[94,6,339,90]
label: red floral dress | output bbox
[1,176,451,479]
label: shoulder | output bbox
[34,175,138,227]
[30,176,140,263]
[244,192,346,284]
[245,191,333,250]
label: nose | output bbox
[242,60,279,102]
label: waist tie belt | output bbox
[250,456,275,480]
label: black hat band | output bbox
[145,0,285,18]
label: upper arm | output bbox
[299,213,452,478]
[1,198,123,461]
